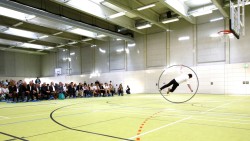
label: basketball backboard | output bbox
[229,0,246,39]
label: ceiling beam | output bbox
[105,0,169,30]
[211,0,229,17]
[0,15,101,48]
[158,0,196,24]
[0,46,47,55]
[51,0,145,35]
[0,0,135,42]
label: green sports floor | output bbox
[1,94,250,141]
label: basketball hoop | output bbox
[218,30,232,35]
[218,30,232,42]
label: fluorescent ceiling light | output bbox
[3,28,39,39]
[70,28,97,38]
[53,32,63,35]
[137,4,156,11]
[116,48,124,52]
[127,43,136,47]
[116,38,122,41]
[96,34,106,38]
[39,35,49,39]
[56,44,65,47]
[0,7,36,21]
[25,15,36,20]
[125,48,129,54]
[20,43,54,50]
[99,48,106,53]
[13,22,23,27]
[70,52,75,56]
[91,44,97,47]
[210,17,223,22]
[136,23,152,29]
[178,36,190,41]
[28,40,36,43]
[68,41,78,45]
[45,47,54,50]
[108,11,126,19]
[191,10,212,17]
[162,17,179,24]
[82,38,92,41]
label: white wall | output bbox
[0,51,41,77]
[169,19,194,66]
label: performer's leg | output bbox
[160,79,175,90]
[170,80,179,92]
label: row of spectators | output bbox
[0,79,131,103]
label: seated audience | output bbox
[126,85,131,94]
[118,83,123,96]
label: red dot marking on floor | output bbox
[134,111,163,141]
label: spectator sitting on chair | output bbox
[118,83,123,96]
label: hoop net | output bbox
[218,30,232,42]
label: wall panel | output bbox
[81,46,94,74]
[95,40,109,73]
[109,39,125,71]
[70,47,81,75]
[169,19,194,66]
[146,32,166,67]
[127,33,145,71]
[197,20,225,63]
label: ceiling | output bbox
[0,0,247,55]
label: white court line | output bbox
[126,116,192,140]
[192,117,250,125]
[201,100,240,114]
[104,110,250,125]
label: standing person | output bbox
[159,73,193,94]
[35,77,41,84]
[126,85,131,94]
[118,83,123,96]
